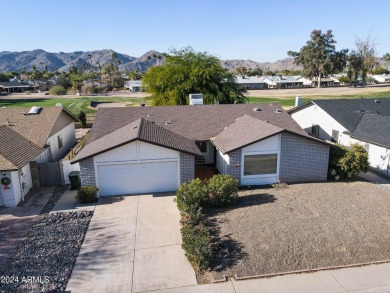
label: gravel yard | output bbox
[0,211,93,293]
[204,181,390,282]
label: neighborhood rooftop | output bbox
[351,113,390,148]
[88,103,310,144]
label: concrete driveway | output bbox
[66,193,197,293]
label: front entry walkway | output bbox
[66,193,197,293]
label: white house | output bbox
[0,106,78,207]
[262,76,303,88]
[289,98,390,178]
[235,76,268,89]
[124,80,143,92]
[371,75,390,83]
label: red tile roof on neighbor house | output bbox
[0,125,43,171]
[72,118,203,163]
[75,103,326,161]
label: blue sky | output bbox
[2,0,390,62]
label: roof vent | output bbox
[374,99,380,103]
[360,109,365,114]
[132,125,137,129]
[253,107,262,112]
[55,103,63,108]
[275,109,282,113]
[165,119,172,125]
[28,106,41,115]
[189,93,204,105]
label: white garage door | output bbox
[97,161,178,196]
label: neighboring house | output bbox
[0,82,35,93]
[235,76,268,90]
[0,106,78,207]
[289,98,390,178]
[263,76,303,88]
[124,80,143,92]
[311,77,339,87]
[72,104,330,197]
[371,75,390,84]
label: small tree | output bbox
[49,85,66,95]
[28,65,43,93]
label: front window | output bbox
[244,154,278,176]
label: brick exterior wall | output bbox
[180,153,195,184]
[279,133,329,183]
[226,149,242,183]
[79,158,96,186]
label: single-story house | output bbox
[289,98,390,178]
[0,106,78,207]
[263,76,303,88]
[124,80,143,92]
[0,82,35,93]
[371,75,390,84]
[72,104,330,197]
[235,76,268,90]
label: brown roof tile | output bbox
[72,118,202,163]
[88,104,309,143]
[0,125,43,171]
[212,115,284,153]
[0,107,76,148]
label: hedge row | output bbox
[176,174,238,271]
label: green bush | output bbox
[328,143,369,180]
[207,174,238,207]
[181,223,212,271]
[76,186,99,203]
[176,178,207,224]
[49,85,66,95]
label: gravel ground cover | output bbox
[0,211,93,293]
[203,181,390,282]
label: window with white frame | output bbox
[243,154,278,176]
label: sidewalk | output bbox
[146,262,390,292]
[50,187,96,213]
[359,171,390,184]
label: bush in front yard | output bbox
[76,186,99,203]
[328,143,369,180]
[181,223,212,271]
[207,174,238,208]
[176,178,208,224]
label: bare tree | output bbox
[354,34,378,86]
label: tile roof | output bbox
[0,125,43,171]
[351,113,390,148]
[88,104,309,144]
[72,118,202,163]
[212,115,284,153]
[0,107,74,148]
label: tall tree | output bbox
[142,47,247,105]
[288,30,348,88]
[383,53,390,62]
[28,65,43,93]
[68,66,85,93]
[354,35,378,85]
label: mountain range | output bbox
[0,49,300,73]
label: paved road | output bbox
[66,193,196,293]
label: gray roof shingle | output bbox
[351,113,390,148]
[0,125,43,171]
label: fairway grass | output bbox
[0,96,152,115]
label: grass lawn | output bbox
[203,181,390,282]
[0,96,152,116]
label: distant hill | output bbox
[0,49,164,73]
[1,49,388,73]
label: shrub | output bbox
[76,186,99,203]
[176,178,208,224]
[181,223,212,271]
[49,85,66,95]
[207,174,238,207]
[328,143,369,180]
[339,144,369,178]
